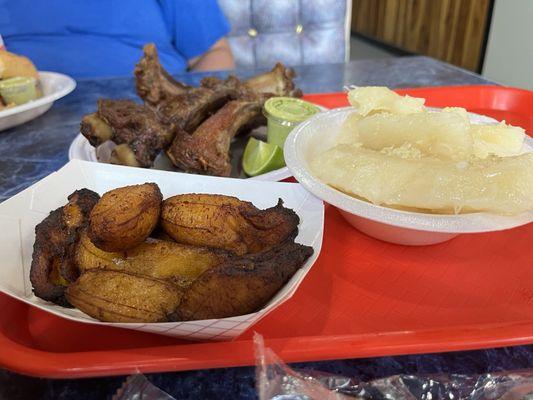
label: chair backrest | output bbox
[218,0,351,69]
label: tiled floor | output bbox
[350,36,396,61]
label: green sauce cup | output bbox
[264,97,320,148]
[0,76,37,105]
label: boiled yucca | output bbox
[337,112,363,144]
[471,122,525,158]
[340,110,472,160]
[311,144,533,215]
[348,86,425,116]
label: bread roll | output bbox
[0,51,38,80]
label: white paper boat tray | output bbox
[0,160,324,341]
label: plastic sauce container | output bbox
[264,97,320,148]
[0,76,37,105]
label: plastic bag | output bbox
[111,334,533,399]
[113,374,176,400]
[254,333,533,400]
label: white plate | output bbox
[0,159,324,341]
[69,131,293,181]
[68,105,328,182]
[284,106,533,246]
[0,71,76,131]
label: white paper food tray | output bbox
[0,160,324,341]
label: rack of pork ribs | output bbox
[80,44,302,177]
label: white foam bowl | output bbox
[284,106,533,246]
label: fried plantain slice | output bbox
[89,182,162,252]
[171,240,314,321]
[160,194,300,255]
[149,226,177,242]
[30,189,100,306]
[66,269,182,323]
[76,231,230,287]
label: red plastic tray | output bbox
[1,86,532,378]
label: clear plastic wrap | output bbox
[111,334,533,399]
[113,374,175,400]
[254,333,533,400]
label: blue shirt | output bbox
[0,0,230,78]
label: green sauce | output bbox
[264,97,320,148]
[0,77,37,105]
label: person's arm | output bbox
[187,38,234,72]
[160,0,234,73]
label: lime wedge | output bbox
[242,138,285,177]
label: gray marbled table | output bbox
[3,56,532,400]
[0,56,490,201]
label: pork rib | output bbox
[201,64,302,98]
[157,75,272,134]
[166,100,264,176]
[80,99,172,167]
[135,44,301,103]
[245,63,302,97]
[85,43,303,175]
[135,43,190,106]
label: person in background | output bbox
[0,0,234,78]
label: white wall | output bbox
[482,0,533,90]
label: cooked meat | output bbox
[166,100,265,176]
[66,269,182,323]
[172,240,313,321]
[30,189,100,307]
[160,194,300,255]
[245,63,302,97]
[201,64,302,98]
[155,86,236,133]
[135,43,301,103]
[135,43,190,106]
[79,113,114,147]
[155,74,273,138]
[83,43,303,175]
[76,232,231,288]
[80,99,172,167]
[200,75,270,101]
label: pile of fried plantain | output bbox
[30,183,313,323]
